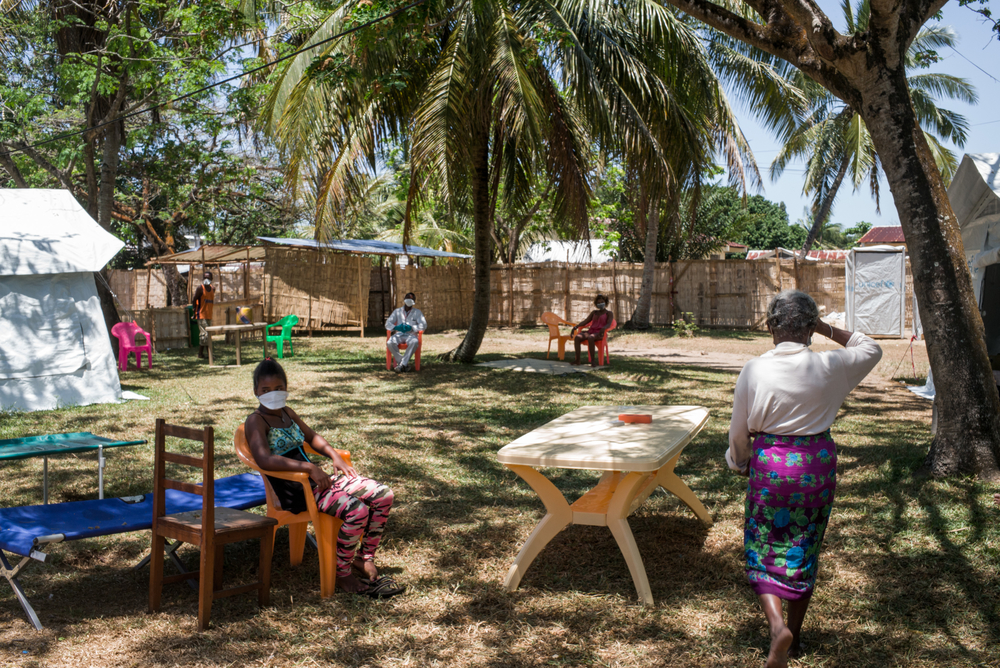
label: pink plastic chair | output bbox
[111,322,153,371]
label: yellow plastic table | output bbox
[497,405,711,605]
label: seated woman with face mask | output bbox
[244,358,405,598]
[570,294,614,366]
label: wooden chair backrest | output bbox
[152,419,214,532]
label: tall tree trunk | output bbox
[801,152,851,255]
[860,67,1000,479]
[93,120,124,340]
[443,126,493,363]
[629,183,660,329]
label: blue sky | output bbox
[731,3,1000,229]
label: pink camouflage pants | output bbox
[313,475,395,577]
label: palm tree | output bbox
[259,0,773,355]
[771,0,977,255]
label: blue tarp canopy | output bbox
[258,237,472,259]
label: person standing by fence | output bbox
[192,270,215,359]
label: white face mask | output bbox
[404,298,415,307]
[203,279,212,286]
[596,303,606,310]
[257,390,288,410]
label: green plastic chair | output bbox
[266,314,298,358]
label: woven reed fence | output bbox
[264,247,370,333]
[109,266,265,310]
[393,259,916,332]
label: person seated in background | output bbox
[571,294,614,366]
[385,292,427,372]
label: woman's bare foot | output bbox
[336,573,369,594]
[766,625,793,668]
[353,557,378,581]
[570,360,582,366]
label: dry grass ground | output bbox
[1,327,997,668]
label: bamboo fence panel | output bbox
[394,263,473,331]
[264,247,369,331]
[122,307,190,351]
[108,268,169,310]
[385,258,919,332]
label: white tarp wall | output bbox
[0,189,123,412]
[845,245,907,337]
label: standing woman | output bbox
[728,290,881,668]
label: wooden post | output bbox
[564,263,571,320]
[243,248,250,299]
[357,254,365,338]
[379,255,388,325]
[308,250,316,337]
[709,259,718,327]
[612,260,620,322]
[266,246,275,322]
[668,262,675,325]
[507,262,514,328]
[775,256,782,293]
[145,268,152,309]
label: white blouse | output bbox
[726,333,882,471]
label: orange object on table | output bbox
[619,414,652,423]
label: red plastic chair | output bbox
[385,330,422,371]
[587,318,617,366]
[111,322,153,371]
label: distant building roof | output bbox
[857,226,905,245]
[746,248,849,261]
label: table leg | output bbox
[43,457,48,505]
[653,454,713,524]
[235,330,242,366]
[207,333,215,366]
[503,464,573,592]
[98,444,105,499]
[605,471,657,605]
[262,327,268,359]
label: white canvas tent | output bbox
[0,189,123,411]
[845,245,907,337]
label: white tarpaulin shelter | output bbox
[845,245,907,337]
[951,153,1000,306]
[0,189,123,411]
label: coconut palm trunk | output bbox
[800,152,850,254]
[443,126,494,363]
[630,184,661,329]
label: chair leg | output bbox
[198,540,214,632]
[288,523,308,566]
[213,545,224,592]
[288,338,293,357]
[316,514,340,598]
[148,534,165,612]
[546,339,552,359]
[259,530,274,607]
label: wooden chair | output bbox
[149,420,278,631]
[385,330,422,371]
[587,319,618,366]
[541,312,574,361]
[234,424,349,598]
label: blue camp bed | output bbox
[0,472,266,630]
[0,432,147,503]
